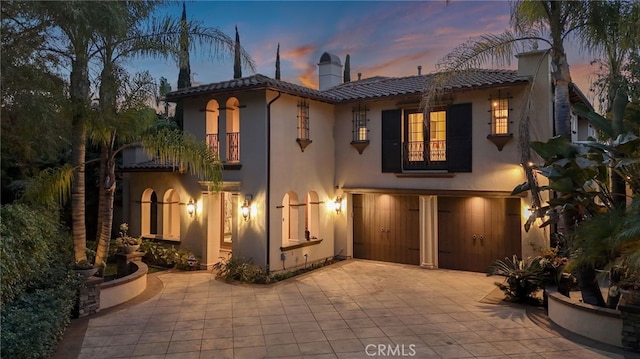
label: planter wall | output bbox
[99,261,148,310]
[547,287,622,347]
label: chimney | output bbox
[516,48,549,78]
[417,66,422,75]
[318,52,342,90]
[357,73,362,80]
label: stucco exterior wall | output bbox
[268,91,336,271]
[123,171,204,256]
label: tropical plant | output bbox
[577,0,640,208]
[11,1,255,269]
[513,131,640,306]
[487,255,547,304]
[213,257,269,284]
[139,240,199,270]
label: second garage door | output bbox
[438,197,522,273]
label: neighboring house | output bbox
[120,49,594,273]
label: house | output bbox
[120,49,594,273]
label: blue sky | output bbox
[134,1,595,97]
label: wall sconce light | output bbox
[186,199,195,217]
[241,194,252,221]
[333,196,342,214]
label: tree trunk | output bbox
[576,264,606,307]
[94,150,116,270]
[70,53,90,262]
[71,121,87,262]
[611,87,629,208]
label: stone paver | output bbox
[74,260,628,358]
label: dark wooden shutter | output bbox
[381,109,402,173]
[446,103,472,172]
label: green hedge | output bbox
[0,203,80,359]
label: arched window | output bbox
[306,191,320,240]
[162,189,180,239]
[141,188,158,236]
[226,97,240,162]
[282,192,299,244]
[206,100,219,157]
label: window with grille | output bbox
[429,110,446,161]
[407,112,424,162]
[352,105,369,142]
[490,93,510,135]
[297,100,309,140]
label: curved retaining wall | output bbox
[99,261,148,310]
[547,287,622,347]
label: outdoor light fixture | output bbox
[333,196,342,214]
[186,199,195,217]
[241,195,252,221]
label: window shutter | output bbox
[446,103,472,172]
[381,109,402,173]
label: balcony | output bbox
[226,132,240,162]
[403,141,446,171]
[206,133,219,157]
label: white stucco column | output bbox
[201,191,222,269]
[420,195,438,269]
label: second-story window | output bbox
[297,100,309,140]
[429,110,446,161]
[352,105,369,142]
[489,92,510,135]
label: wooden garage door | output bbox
[353,194,420,265]
[438,197,521,273]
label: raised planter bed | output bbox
[99,261,148,310]
[547,287,622,347]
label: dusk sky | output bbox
[136,1,597,101]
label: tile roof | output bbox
[165,74,334,103]
[164,70,528,104]
[120,159,178,171]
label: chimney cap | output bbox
[417,66,422,75]
[318,52,342,66]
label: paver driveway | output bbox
[76,259,627,358]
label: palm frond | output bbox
[422,29,546,112]
[141,128,222,191]
[20,164,74,206]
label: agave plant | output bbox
[487,255,547,303]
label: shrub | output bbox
[213,256,343,284]
[140,240,200,270]
[1,275,79,359]
[213,256,269,283]
[0,203,80,359]
[0,203,74,307]
[487,255,546,304]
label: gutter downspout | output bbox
[266,91,282,271]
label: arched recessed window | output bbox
[226,97,240,162]
[282,192,299,244]
[162,189,180,239]
[306,191,320,240]
[141,188,158,236]
[206,100,220,157]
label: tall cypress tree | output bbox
[343,54,351,83]
[233,25,242,78]
[275,43,281,80]
[175,2,191,130]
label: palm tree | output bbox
[89,2,254,269]
[32,1,255,265]
[576,0,640,208]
